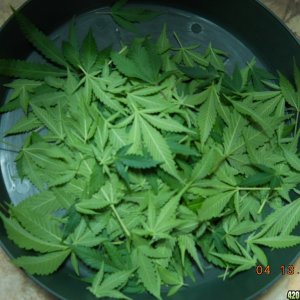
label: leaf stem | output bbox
[78,65,88,76]
[179,135,189,144]
[112,240,124,245]
[173,31,184,49]
[178,181,193,197]
[110,204,131,238]
[257,197,268,214]
[236,187,282,191]
[107,46,128,66]
[222,265,230,281]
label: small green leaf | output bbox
[84,164,105,197]
[158,267,182,286]
[282,147,300,172]
[157,24,171,54]
[95,269,132,292]
[191,147,223,181]
[167,284,183,297]
[70,252,80,275]
[74,246,103,269]
[142,113,192,134]
[62,41,81,69]
[80,30,98,72]
[119,153,160,169]
[63,205,81,238]
[252,236,300,249]
[228,221,261,236]
[137,251,161,300]
[211,252,255,265]
[115,161,131,186]
[76,196,110,214]
[250,244,268,266]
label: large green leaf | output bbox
[62,41,81,69]
[0,212,66,253]
[263,198,300,236]
[20,154,46,190]
[140,117,179,179]
[30,91,66,107]
[137,251,161,299]
[223,111,246,156]
[5,113,42,135]
[71,217,108,247]
[94,270,132,292]
[279,73,300,110]
[11,207,63,243]
[90,77,123,111]
[0,59,66,79]
[128,115,142,154]
[231,100,273,137]
[80,30,98,72]
[154,192,181,233]
[111,43,161,83]
[14,250,70,275]
[198,84,219,145]
[31,104,65,140]
[14,11,67,67]
[17,190,66,214]
[198,191,235,221]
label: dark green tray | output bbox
[0,0,300,299]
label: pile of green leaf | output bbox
[1,2,300,299]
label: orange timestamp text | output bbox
[255,265,297,275]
